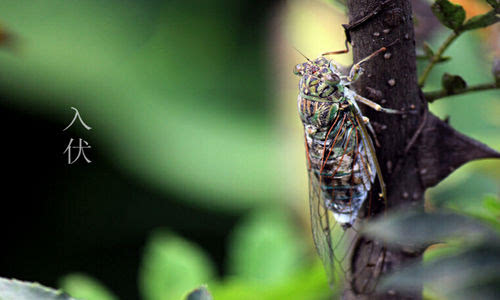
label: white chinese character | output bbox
[63,107,92,131]
[63,138,92,164]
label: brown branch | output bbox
[416,112,500,188]
[345,0,423,298]
[342,0,500,299]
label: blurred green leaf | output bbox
[381,243,500,300]
[423,241,462,262]
[0,277,77,300]
[185,285,213,300]
[422,42,434,59]
[227,209,306,284]
[139,230,216,300]
[366,209,500,300]
[210,261,331,300]
[436,56,451,63]
[59,273,117,300]
[462,10,499,31]
[454,195,500,231]
[417,55,450,63]
[483,194,500,213]
[441,72,467,93]
[431,0,466,31]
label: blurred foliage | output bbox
[364,195,500,300]
[420,31,499,209]
[431,0,466,31]
[445,0,500,32]
[138,230,216,300]
[441,72,467,93]
[226,209,307,284]
[59,274,117,300]
[53,207,331,300]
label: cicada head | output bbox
[294,56,342,102]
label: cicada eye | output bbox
[323,73,340,85]
[293,64,305,76]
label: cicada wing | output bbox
[308,165,355,290]
[312,113,385,292]
[308,170,336,287]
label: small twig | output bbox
[405,107,428,154]
[418,31,459,87]
[425,82,499,102]
[342,0,394,45]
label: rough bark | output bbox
[342,0,500,299]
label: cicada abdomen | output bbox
[294,51,394,291]
[299,98,376,227]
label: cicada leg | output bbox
[353,93,403,114]
[347,97,388,208]
[346,47,387,82]
[360,116,381,148]
[322,43,350,56]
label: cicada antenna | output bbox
[293,47,313,63]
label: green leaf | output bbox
[462,10,500,31]
[460,195,500,231]
[139,230,216,300]
[59,273,117,300]
[442,73,467,93]
[227,209,306,284]
[423,42,434,59]
[185,286,213,300]
[0,277,78,300]
[431,0,466,31]
[417,54,450,63]
[483,195,500,215]
[208,262,332,300]
[437,56,451,63]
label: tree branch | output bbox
[416,112,500,188]
[343,0,500,299]
[345,0,423,298]
[425,82,499,102]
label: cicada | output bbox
[294,47,400,289]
